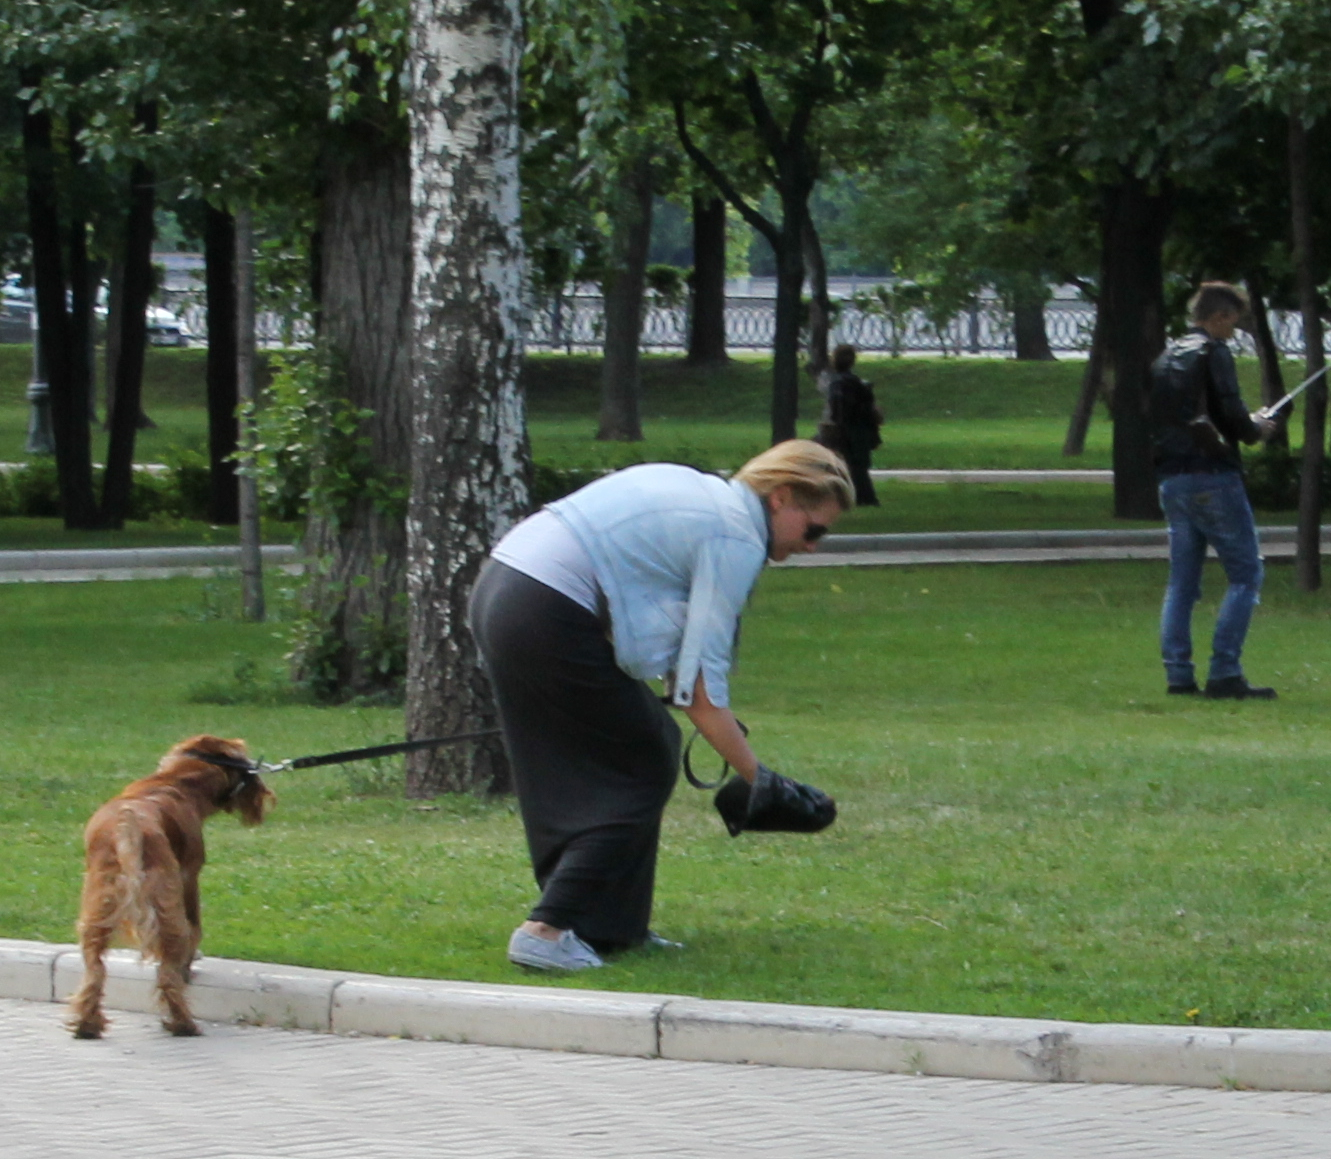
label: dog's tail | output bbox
[112,805,162,960]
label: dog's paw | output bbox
[72,1023,105,1040]
[164,1019,202,1037]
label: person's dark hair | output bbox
[831,344,857,373]
[1189,281,1249,323]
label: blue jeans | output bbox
[1159,470,1263,687]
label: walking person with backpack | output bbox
[1150,281,1278,700]
[815,344,882,506]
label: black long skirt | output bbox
[469,560,681,950]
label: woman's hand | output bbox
[680,674,760,783]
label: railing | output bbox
[158,288,1325,358]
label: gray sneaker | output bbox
[643,930,685,950]
[507,927,604,971]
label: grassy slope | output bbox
[4,567,1331,1027]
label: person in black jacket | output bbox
[1150,282,1277,700]
[815,344,882,506]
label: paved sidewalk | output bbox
[5,999,1331,1159]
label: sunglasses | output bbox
[803,521,830,544]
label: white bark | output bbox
[406,0,529,794]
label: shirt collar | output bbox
[730,478,771,554]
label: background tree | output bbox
[657,0,932,443]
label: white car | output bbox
[146,304,193,347]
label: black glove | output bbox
[713,763,837,837]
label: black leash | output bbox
[681,719,748,790]
[187,731,501,778]
[279,730,501,771]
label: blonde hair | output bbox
[734,439,854,511]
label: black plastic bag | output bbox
[714,763,837,837]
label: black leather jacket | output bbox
[1150,328,1262,476]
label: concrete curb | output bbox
[7,938,1331,1091]
[818,524,1323,555]
[870,469,1113,484]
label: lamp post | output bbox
[24,305,54,455]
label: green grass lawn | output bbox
[0,345,1299,545]
[1,344,1279,472]
[5,563,1331,1028]
[0,518,301,552]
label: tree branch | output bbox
[740,70,788,163]
[672,98,778,246]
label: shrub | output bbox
[0,468,13,517]
[1243,444,1331,512]
[529,463,603,508]
[163,448,212,521]
[10,458,61,517]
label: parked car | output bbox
[146,304,193,347]
[0,279,33,344]
[1,277,193,346]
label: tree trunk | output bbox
[100,102,157,529]
[235,207,265,621]
[597,151,653,442]
[1101,173,1169,520]
[1245,270,1288,450]
[1063,290,1110,456]
[103,254,123,424]
[803,215,831,376]
[204,203,240,524]
[687,193,728,365]
[20,70,98,528]
[298,131,413,699]
[1289,116,1326,591]
[771,217,805,443]
[406,0,529,796]
[1012,281,1056,361]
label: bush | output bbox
[529,462,603,508]
[1,449,216,522]
[1244,444,1331,512]
[162,448,212,521]
[9,458,61,517]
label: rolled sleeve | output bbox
[670,537,765,708]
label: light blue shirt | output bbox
[547,464,769,708]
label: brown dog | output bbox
[68,735,276,1039]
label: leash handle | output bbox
[682,719,749,791]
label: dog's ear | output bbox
[233,777,276,826]
[176,734,249,760]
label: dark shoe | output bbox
[1204,676,1277,701]
[1167,682,1201,695]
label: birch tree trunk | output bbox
[407,0,529,796]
